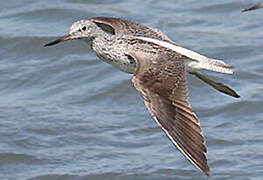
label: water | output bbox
[1,0,263,179]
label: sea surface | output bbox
[1,0,263,180]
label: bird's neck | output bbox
[91,35,136,74]
[91,34,115,61]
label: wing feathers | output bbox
[130,50,210,176]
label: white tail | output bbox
[185,58,233,74]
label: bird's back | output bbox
[91,17,176,43]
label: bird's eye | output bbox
[82,26,86,31]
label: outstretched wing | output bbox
[130,50,210,176]
[91,17,173,42]
[242,3,263,12]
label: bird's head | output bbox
[44,20,102,47]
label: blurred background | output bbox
[0,0,263,180]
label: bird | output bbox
[44,17,240,176]
[242,3,263,12]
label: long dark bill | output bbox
[44,34,71,47]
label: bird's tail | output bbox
[204,58,233,74]
[189,58,234,74]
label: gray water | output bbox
[1,0,263,180]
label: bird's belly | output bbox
[111,62,136,74]
[96,53,136,74]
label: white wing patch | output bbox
[135,36,233,74]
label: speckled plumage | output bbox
[44,17,240,176]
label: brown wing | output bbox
[91,17,173,42]
[130,50,210,176]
